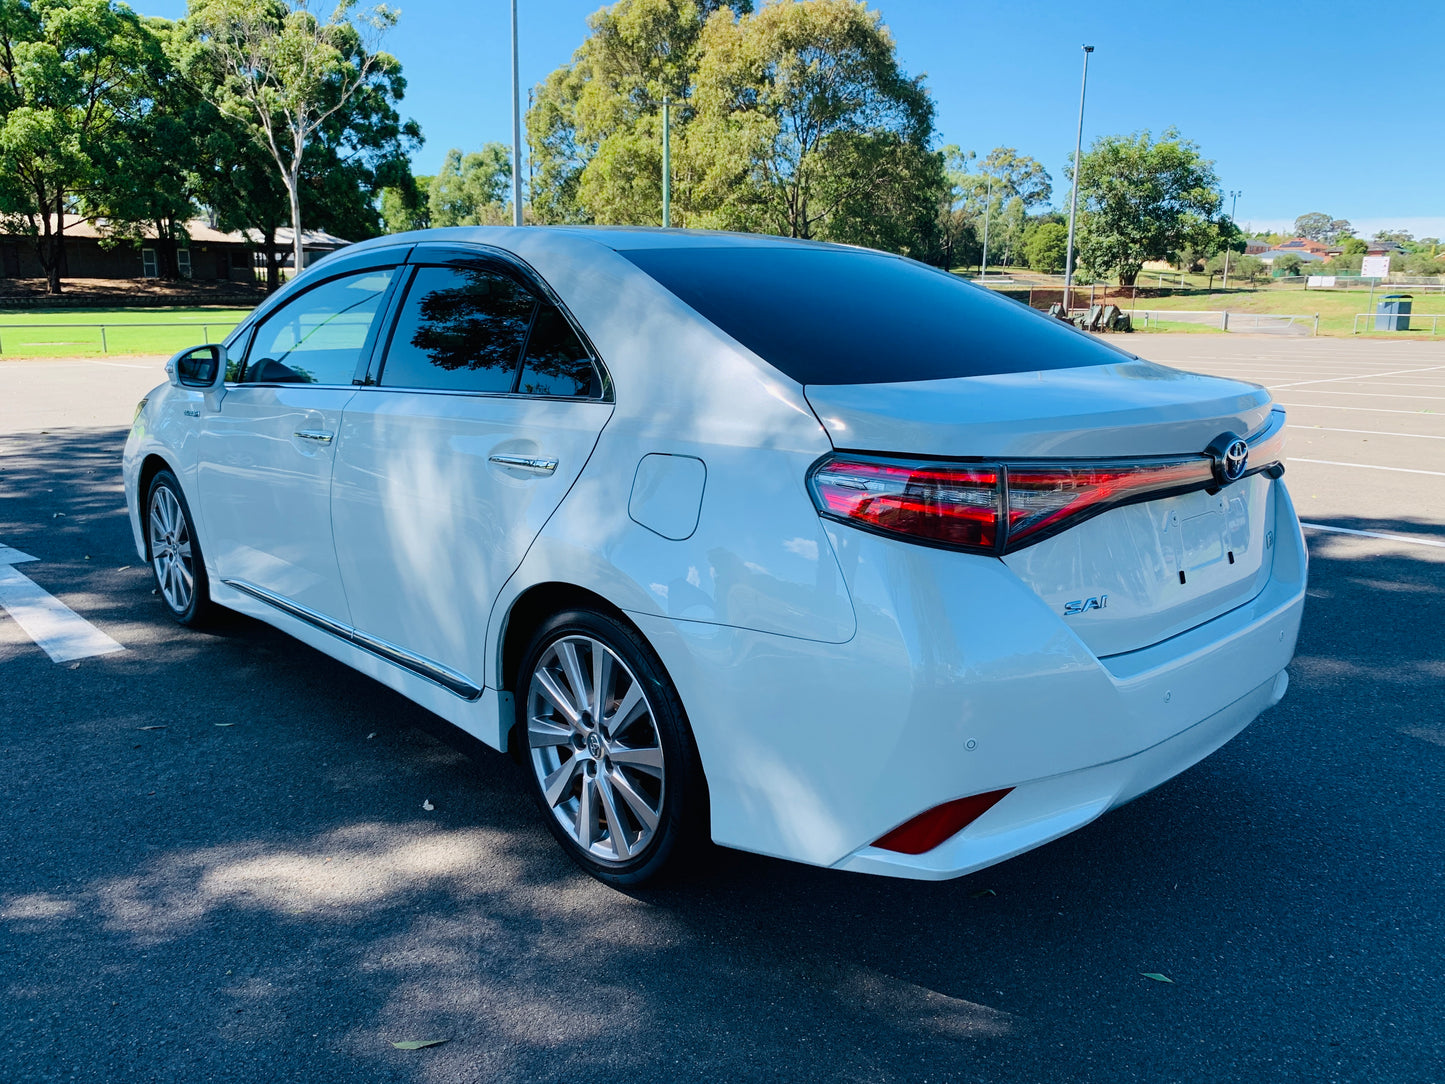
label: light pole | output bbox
[1062,44,1094,315]
[662,95,671,228]
[1221,189,1241,290]
[510,0,523,227]
[979,175,992,279]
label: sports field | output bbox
[0,307,252,358]
[1130,285,1445,337]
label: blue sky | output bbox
[139,0,1445,238]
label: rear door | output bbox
[330,248,613,692]
[196,262,402,623]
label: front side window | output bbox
[380,265,537,394]
[242,268,396,385]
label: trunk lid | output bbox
[804,359,1272,460]
[804,360,1280,658]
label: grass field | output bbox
[1128,285,1445,337]
[0,307,253,357]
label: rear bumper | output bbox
[834,668,1287,880]
[632,478,1307,877]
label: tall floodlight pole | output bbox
[662,95,671,228]
[979,175,993,279]
[510,0,523,226]
[1063,44,1094,314]
[1222,189,1241,290]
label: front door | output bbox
[331,256,613,688]
[196,265,399,624]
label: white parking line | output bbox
[0,550,125,663]
[1301,523,1445,549]
[1289,458,1445,477]
[1271,365,1445,391]
[1275,402,1443,416]
[1281,390,1445,401]
[1292,426,1445,440]
[88,361,157,370]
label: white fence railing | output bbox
[1136,311,1319,335]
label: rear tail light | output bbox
[809,410,1286,555]
[872,789,1013,854]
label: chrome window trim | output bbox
[344,384,615,404]
[224,579,483,701]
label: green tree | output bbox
[0,0,155,293]
[428,144,511,226]
[85,15,213,280]
[1205,251,1263,284]
[686,0,943,256]
[1073,128,1223,285]
[525,0,747,226]
[188,0,403,275]
[1023,220,1068,273]
[1293,212,1331,240]
[379,172,428,232]
[1293,212,1352,242]
[1341,236,1367,256]
[1272,252,1303,277]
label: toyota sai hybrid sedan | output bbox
[124,227,1306,886]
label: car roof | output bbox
[340,224,876,259]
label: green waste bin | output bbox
[1375,294,1413,331]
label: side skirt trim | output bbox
[223,578,484,701]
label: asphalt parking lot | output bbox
[2,337,1442,1083]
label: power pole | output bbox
[979,175,992,280]
[1063,44,1094,314]
[1222,189,1241,290]
[510,0,523,227]
[662,95,671,228]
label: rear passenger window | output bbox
[243,269,395,385]
[518,303,599,398]
[381,266,536,393]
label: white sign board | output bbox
[1361,256,1391,279]
[1307,276,1337,288]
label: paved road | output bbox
[1,339,1442,1083]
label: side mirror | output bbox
[167,344,226,390]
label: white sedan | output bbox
[124,228,1306,886]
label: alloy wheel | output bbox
[526,634,666,864]
[148,484,194,615]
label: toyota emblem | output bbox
[1206,432,1250,487]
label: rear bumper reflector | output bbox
[872,788,1014,854]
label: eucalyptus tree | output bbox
[526,0,746,226]
[686,0,943,255]
[187,0,403,273]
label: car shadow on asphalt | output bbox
[3,428,1442,1083]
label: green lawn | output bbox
[1111,285,1445,338]
[0,306,254,357]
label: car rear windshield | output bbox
[621,245,1129,386]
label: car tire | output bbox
[145,470,212,627]
[517,608,707,887]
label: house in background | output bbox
[0,216,353,284]
[1256,248,1326,266]
[1276,237,1344,259]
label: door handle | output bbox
[489,454,558,474]
[295,429,334,444]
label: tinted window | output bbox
[621,246,1129,386]
[380,265,536,393]
[243,268,395,385]
[517,303,599,397]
